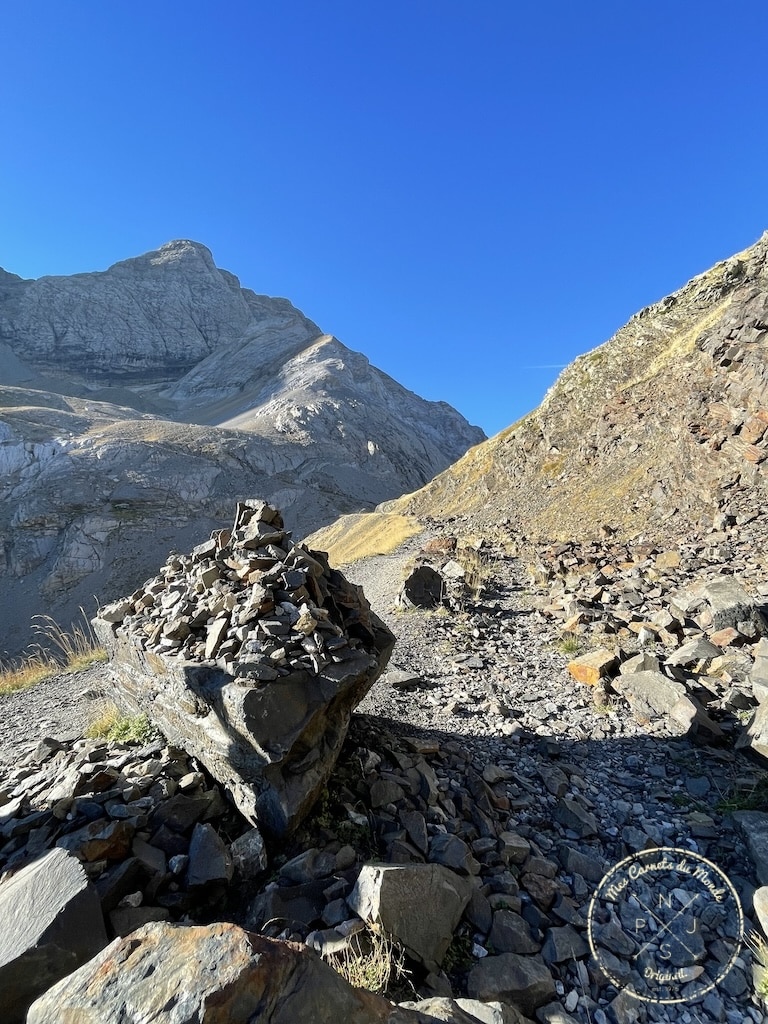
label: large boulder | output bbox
[94,501,395,837]
[26,921,435,1024]
[0,848,108,1024]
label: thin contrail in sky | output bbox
[521,363,568,370]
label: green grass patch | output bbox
[85,704,157,744]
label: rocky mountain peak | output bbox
[107,238,221,276]
[0,241,484,656]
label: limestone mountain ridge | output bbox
[0,241,484,656]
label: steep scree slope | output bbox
[360,231,768,548]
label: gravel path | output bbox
[0,664,109,767]
[2,541,767,1021]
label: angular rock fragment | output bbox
[567,649,617,686]
[0,848,108,1024]
[612,670,687,718]
[403,997,533,1023]
[467,952,556,1017]
[397,565,445,609]
[94,501,395,836]
[26,921,433,1024]
[703,578,764,633]
[348,863,472,971]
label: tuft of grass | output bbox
[0,611,106,696]
[715,776,768,814]
[323,923,407,995]
[746,930,768,1003]
[557,634,584,656]
[85,703,157,744]
[32,613,107,673]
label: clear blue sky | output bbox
[2,2,767,437]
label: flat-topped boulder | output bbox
[94,501,395,837]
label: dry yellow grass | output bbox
[305,512,423,565]
[0,613,107,696]
[322,923,407,995]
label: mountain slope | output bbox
[0,241,484,656]
[310,232,768,561]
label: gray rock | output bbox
[540,924,589,964]
[619,651,660,675]
[467,953,556,1016]
[732,811,768,884]
[665,637,723,667]
[557,844,606,883]
[429,833,481,875]
[0,847,108,1024]
[348,863,472,971]
[230,827,268,879]
[384,668,423,691]
[94,502,396,837]
[26,921,433,1023]
[488,910,541,954]
[736,702,768,761]
[403,997,532,1023]
[612,670,687,718]
[400,810,429,855]
[702,578,761,632]
[536,1004,582,1024]
[280,847,337,883]
[553,798,598,837]
[398,565,445,610]
[187,822,234,887]
[110,905,171,936]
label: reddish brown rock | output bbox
[567,649,617,686]
[27,922,432,1024]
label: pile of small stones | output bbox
[4,712,765,1023]
[99,500,371,682]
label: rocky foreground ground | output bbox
[2,517,768,1024]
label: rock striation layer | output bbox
[26,921,437,1024]
[94,501,395,836]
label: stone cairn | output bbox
[93,500,395,837]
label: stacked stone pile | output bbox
[93,500,395,836]
[97,499,380,678]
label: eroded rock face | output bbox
[94,501,395,836]
[26,921,433,1024]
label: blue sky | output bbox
[2,2,767,437]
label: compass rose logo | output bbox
[587,847,744,1004]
